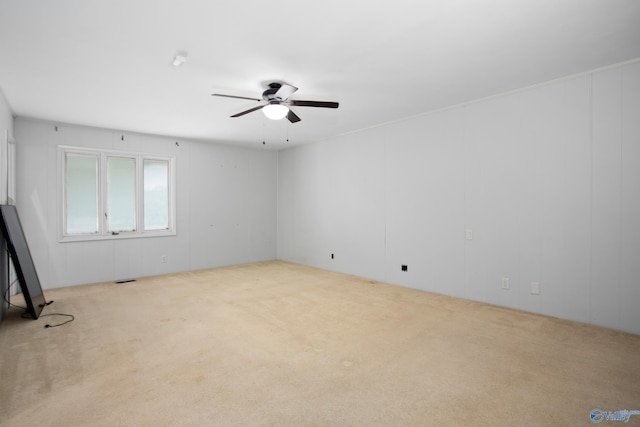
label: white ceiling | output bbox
[1,0,639,150]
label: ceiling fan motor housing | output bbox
[263,83,283,101]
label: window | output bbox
[60,146,175,241]
[143,159,170,230]
[65,153,99,234]
[107,156,136,233]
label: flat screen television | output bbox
[0,205,46,319]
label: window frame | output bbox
[58,146,176,242]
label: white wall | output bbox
[0,90,13,206]
[278,60,640,335]
[14,118,277,289]
[0,89,14,320]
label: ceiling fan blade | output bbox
[287,109,301,123]
[274,83,298,101]
[231,104,265,118]
[289,100,339,108]
[212,93,261,102]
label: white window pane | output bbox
[107,156,136,232]
[65,153,98,234]
[144,159,169,230]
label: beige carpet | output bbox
[0,260,638,426]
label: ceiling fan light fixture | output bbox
[263,103,289,120]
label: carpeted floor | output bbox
[0,260,639,426]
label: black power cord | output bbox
[3,257,75,328]
[38,300,74,328]
[41,313,75,328]
[3,275,27,311]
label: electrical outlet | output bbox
[401,265,408,272]
[465,229,474,240]
[531,282,540,295]
[161,255,168,263]
[501,277,510,290]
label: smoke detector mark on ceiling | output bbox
[172,52,188,67]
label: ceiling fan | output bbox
[212,82,339,123]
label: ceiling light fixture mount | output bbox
[172,52,188,67]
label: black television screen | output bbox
[0,205,46,319]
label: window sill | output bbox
[59,229,176,243]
